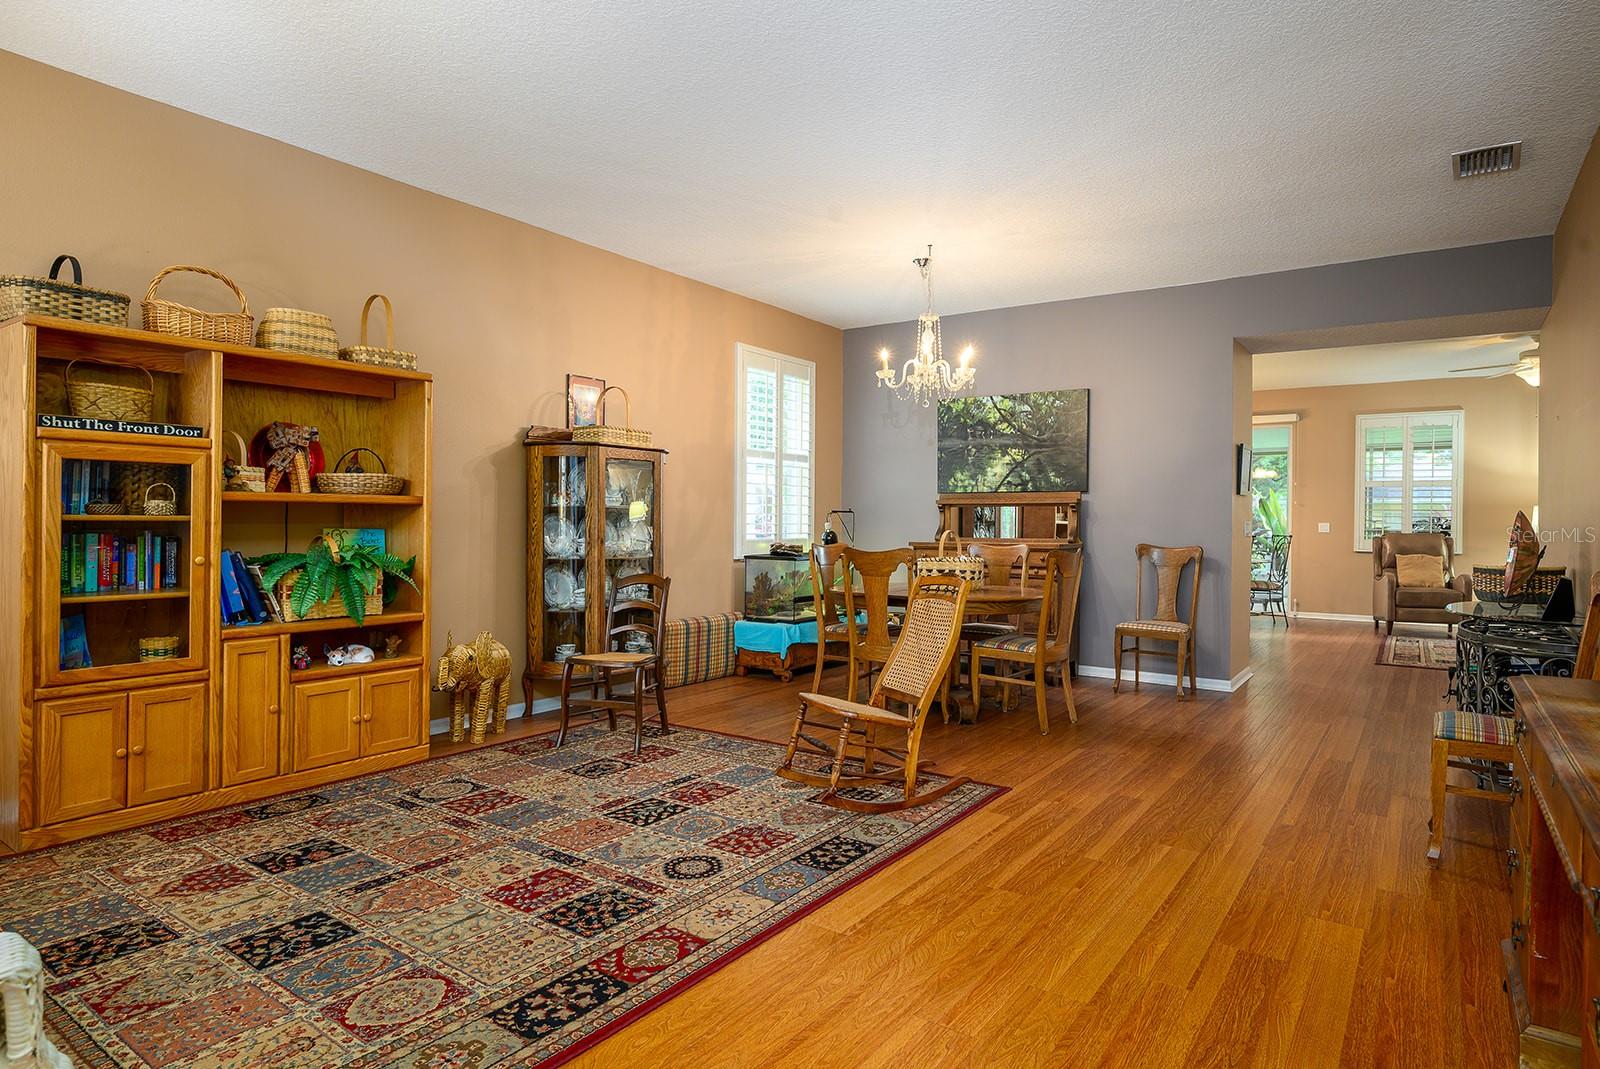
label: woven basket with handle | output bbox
[573,385,652,447]
[338,294,417,370]
[223,430,267,492]
[914,531,987,584]
[143,482,178,516]
[0,254,130,325]
[65,359,154,421]
[315,448,406,495]
[257,307,339,359]
[141,265,253,345]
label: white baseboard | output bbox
[428,699,559,738]
[1075,664,1251,694]
[1288,611,1372,623]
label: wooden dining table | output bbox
[887,579,1044,724]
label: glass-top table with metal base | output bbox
[1445,600,1581,717]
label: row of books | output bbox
[61,531,180,595]
[220,549,283,626]
[61,460,180,514]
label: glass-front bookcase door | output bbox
[601,454,659,605]
[537,450,590,669]
[40,441,209,685]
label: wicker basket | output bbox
[143,482,178,516]
[1472,564,1567,599]
[84,501,122,516]
[572,385,652,447]
[141,265,253,345]
[0,255,130,325]
[257,307,339,359]
[338,294,417,370]
[223,430,267,493]
[117,462,171,514]
[914,531,988,583]
[315,448,405,495]
[276,567,383,622]
[65,359,154,421]
[138,636,182,661]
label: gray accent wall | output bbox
[843,237,1553,681]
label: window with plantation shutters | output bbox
[1355,411,1463,551]
[735,345,815,557]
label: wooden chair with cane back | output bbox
[557,574,671,753]
[972,547,1084,732]
[1114,544,1203,701]
[777,574,972,812]
[841,546,913,702]
[808,542,851,694]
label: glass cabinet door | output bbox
[40,442,209,684]
[602,455,659,606]
[539,452,589,666]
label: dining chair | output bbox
[972,547,1083,732]
[1250,533,1291,628]
[1113,544,1203,700]
[808,542,851,694]
[841,546,913,702]
[777,573,972,811]
[557,573,670,753]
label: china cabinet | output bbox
[523,442,666,703]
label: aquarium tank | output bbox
[742,554,816,623]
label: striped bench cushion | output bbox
[1433,709,1515,746]
[975,633,1038,654]
[660,612,739,689]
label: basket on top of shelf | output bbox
[65,359,154,421]
[138,636,182,661]
[257,307,339,360]
[572,385,651,447]
[0,254,130,325]
[222,431,267,493]
[141,265,253,345]
[315,448,406,496]
[338,294,417,370]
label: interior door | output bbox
[127,682,207,806]
[292,677,362,771]
[38,693,127,824]
[222,635,285,786]
[361,667,421,756]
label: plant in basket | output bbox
[254,534,416,626]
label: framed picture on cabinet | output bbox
[567,374,606,429]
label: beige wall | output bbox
[0,52,843,699]
[1540,128,1600,582]
[1252,377,1539,618]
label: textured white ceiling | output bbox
[4,1,1597,328]
[1254,333,1538,390]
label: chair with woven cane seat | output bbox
[1113,544,1203,701]
[808,542,851,694]
[777,574,971,811]
[1425,710,1517,865]
[972,547,1084,732]
[841,546,913,702]
[557,574,670,754]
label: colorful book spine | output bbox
[69,536,85,595]
[163,537,179,589]
[98,534,113,589]
[84,537,98,595]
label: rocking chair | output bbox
[777,573,970,812]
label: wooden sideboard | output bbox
[1507,675,1600,1068]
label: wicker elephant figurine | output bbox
[435,630,512,743]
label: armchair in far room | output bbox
[1371,531,1471,635]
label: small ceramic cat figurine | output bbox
[323,643,375,667]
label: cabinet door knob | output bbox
[193,556,206,567]
[362,713,372,722]
[267,704,281,714]
[114,747,127,759]
[131,745,145,756]
[352,715,362,723]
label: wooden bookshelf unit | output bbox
[0,315,432,851]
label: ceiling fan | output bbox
[1450,340,1540,387]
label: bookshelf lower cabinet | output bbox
[292,677,363,772]
[222,635,287,786]
[38,693,128,825]
[127,683,207,806]
[362,668,422,756]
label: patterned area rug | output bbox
[1376,635,1457,670]
[4,722,1000,1068]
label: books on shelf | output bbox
[60,530,180,596]
[220,549,281,626]
[60,612,91,669]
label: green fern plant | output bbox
[254,535,417,625]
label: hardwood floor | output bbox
[555,618,1515,1068]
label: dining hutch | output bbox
[523,440,665,708]
[0,314,432,851]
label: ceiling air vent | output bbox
[1452,141,1522,179]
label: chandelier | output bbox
[876,245,976,407]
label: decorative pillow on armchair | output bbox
[1394,553,1445,588]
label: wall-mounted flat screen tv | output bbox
[937,388,1089,494]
